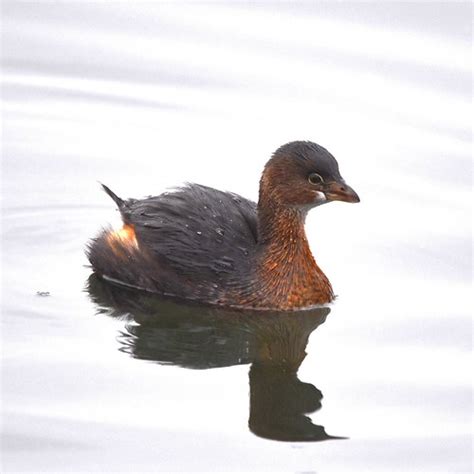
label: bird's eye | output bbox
[308,173,324,185]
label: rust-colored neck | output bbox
[254,195,334,309]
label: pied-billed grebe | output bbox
[87,141,359,310]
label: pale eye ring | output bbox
[308,173,324,185]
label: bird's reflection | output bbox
[87,274,345,442]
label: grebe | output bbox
[87,141,359,310]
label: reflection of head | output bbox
[87,274,344,442]
[249,365,332,442]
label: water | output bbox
[1,2,472,472]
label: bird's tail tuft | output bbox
[100,183,124,208]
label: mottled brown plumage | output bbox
[87,140,359,310]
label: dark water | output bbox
[2,2,472,472]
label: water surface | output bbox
[1,2,472,472]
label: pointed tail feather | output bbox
[100,183,124,208]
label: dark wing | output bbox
[121,184,258,288]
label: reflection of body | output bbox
[87,141,359,310]
[88,275,345,441]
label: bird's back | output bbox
[87,184,258,304]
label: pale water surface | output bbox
[1,2,472,472]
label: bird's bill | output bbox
[325,181,360,203]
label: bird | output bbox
[86,140,360,310]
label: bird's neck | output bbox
[255,198,334,309]
[257,199,307,249]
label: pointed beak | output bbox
[324,181,360,203]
